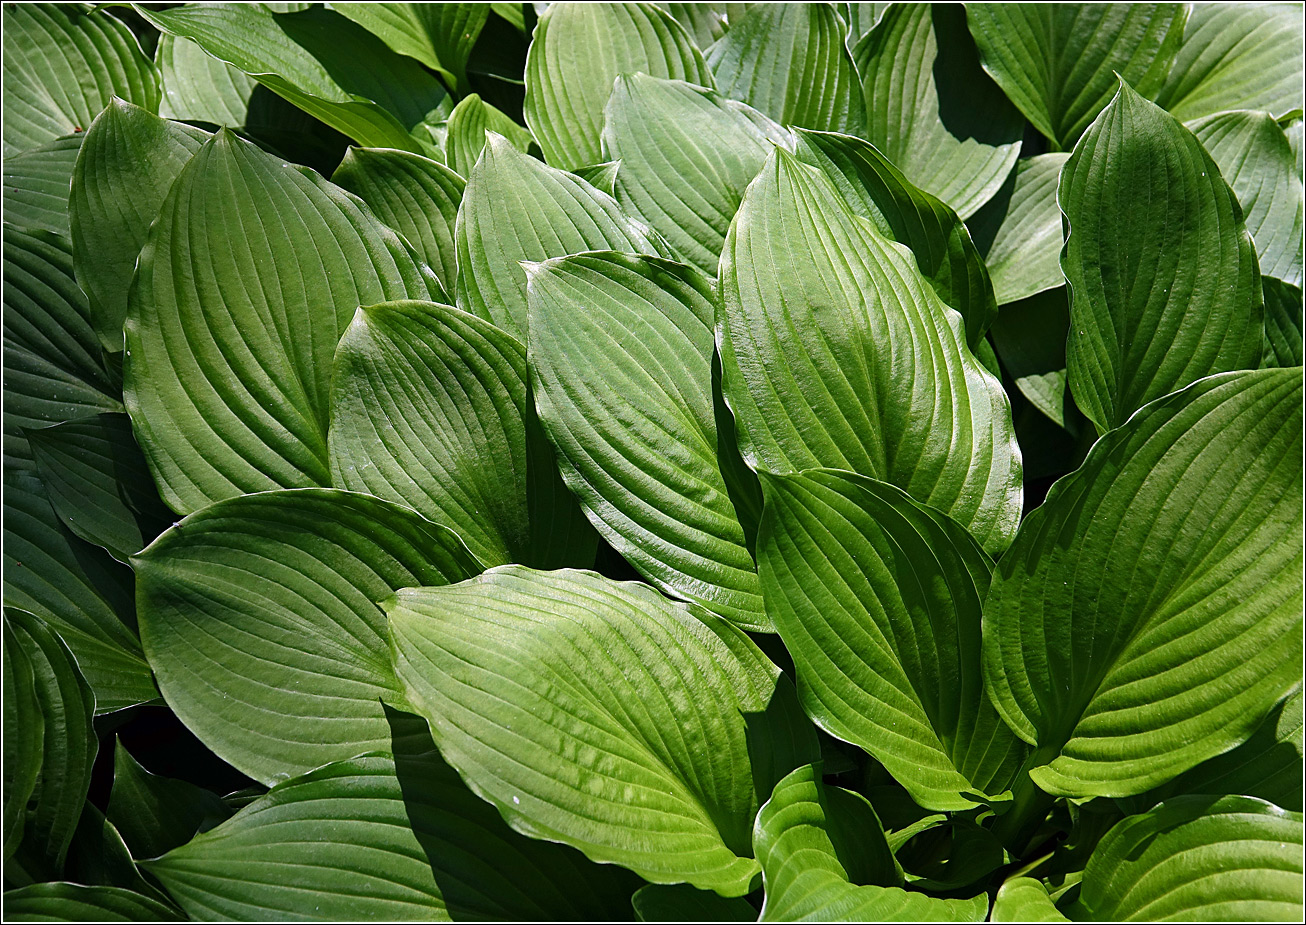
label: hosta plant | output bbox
[3,2,1304,922]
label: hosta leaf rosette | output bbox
[754,764,989,922]
[983,369,1304,799]
[523,1,714,170]
[757,470,1025,811]
[1061,82,1264,433]
[1070,796,1305,921]
[387,566,807,895]
[124,128,438,515]
[133,489,480,784]
[717,148,1022,555]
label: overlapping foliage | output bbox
[2,2,1303,922]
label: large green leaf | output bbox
[443,93,534,179]
[527,252,764,629]
[136,3,452,153]
[145,745,639,921]
[106,739,232,861]
[3,614,43,862]
[601,74,793,277]
[1061,82,1263,433]
[990,878,1069,923]
[3,472,156,714]
[757,470,1025,810]
[965,4,1187,151]
[754,764,988,922]
[1155,2,1305,123]
[1262,277,1305,369]
[794,129,998,346]
[3,227,121,471]
[69,101,206,354]
[2,5,159,156]
[705,3,864,136]
[2,134,82,236]
[328,300,532,567]
[155,34,257,127]
[28,413,172,565]
[124,129,438,515]
[330,3,490,92]
[852,4,1022,218]
[388,566,808,896]
[332,146,464,291]
[7,611,98,878]
[133,489,480,784]
[454,134,663,339]
[717,148,1022,554]
[1070,796,1304,921]
[1,883,181,923]
[1189,110,1303,288]
[967,154,1069,306]
[523,1,714,169]
[983,370,1303,799]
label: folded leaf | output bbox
[1061,82,1263,433]
[3,614,43,863]
[527,252,765,629]
[965,4,1186,150]
[1,883,181,923]
[852,4,1021,218]
[133,489,480,784]
[388,566,802,895]
[3,5,159,155]
[107,740,233,861]
[524,1,714,169]
[444,92,533,178]
[705,3,864,136]
[1155,2,1305,123]
[754,764,988,922]
[2,134,82,235]
[718,148,1022,554]
[983,369,1303,798]
[331,2,490,92]
[991,877,1069,923]
[602,74,793,277]
[454,134,663,338]
[124,129,439,515]
[967,154,1069,305]
[1071,796,1304,921]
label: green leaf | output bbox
[965,4,1187,151]
[983,370,1304,799]
[852,4,1022,218]
[135,3,452,153]
[332,146,464,291]
[2,5,159,155]
[69,101,206,354]
[794,129,998,346]
[330,3,490,92]
[156,33,258,127]
[632,883,759,922]
[3,614,43,862]
[754,764,988,922]
[602,74,793,278]
[1262,277,1304,368]
[3,472,157,714]
[705,3,864,136]
[133,488,480,784]
[328,300,534,567]
[444,92,534,179]
[57,803,169,903]
[989,288,1074,429]
[757,470,1026,810]
[991,877,1070,923]
[967,154,1070,305]
[527,252,765,629]
[1061,82,1263,433]
[2,134,82,236]
[388,566,801,895]
[1155,2,1305,123]
[107,739,233,861]
[124,129,438,515]
[145,745,639,921]
[454,134,664,339]
[1189,109,1303,288]
[523,1,714,170]
[7,610,98,877]
[0,883,181,923]
[1071,796,1304,921]
[718,148,1022,555]
[1286,116,1304,178]
[3,227,121,471]
[654,3,740,48]
[27,413,172,565]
